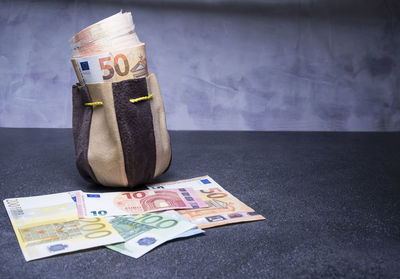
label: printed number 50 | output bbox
[99,54,129,80]
[200,188,227,199]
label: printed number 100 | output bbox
[99,54,129,80]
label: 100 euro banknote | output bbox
[3,192,123,261]
[106,211,199,258]
[75,188,207,218]
[159,210,204,239]
[148,176,266,229]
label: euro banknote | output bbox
[3,192,123,261]
[75,188,208,218]
[69,12,135,48]
[158,210,205,239]
[106,211,199,258]
[147,176,266,229]
[70,11,145,85]
[70,11,140,57]
[71,44,147,84]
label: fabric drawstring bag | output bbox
[72,73,171,187]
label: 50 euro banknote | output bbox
[147,176,266,229]
[75,188,208,219]
[71,43,147,85]
[3,192,123,261]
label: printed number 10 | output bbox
[90,210,107,216]
[99,54,129,80]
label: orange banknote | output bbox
[148,176,265,229]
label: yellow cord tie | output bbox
[84,94,152,106]
[130,94,153,104]
[84,101,103,106]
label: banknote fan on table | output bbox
[70,11,172,187]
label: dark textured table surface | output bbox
[0,128,399,279]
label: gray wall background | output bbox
[0,0,399,131]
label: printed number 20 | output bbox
[99,54,129,80]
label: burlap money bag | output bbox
[72,73,171,187]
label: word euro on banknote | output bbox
[75,189,208,219]
[147,176,266,229]
[106,211,198,258]
[3,192,123,261]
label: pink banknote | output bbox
[75,188,207,218]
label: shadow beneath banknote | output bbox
[28,246,105,262]
[84,183,148,193]
[146,231,207,252]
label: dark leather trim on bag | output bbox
[112,78,156,186]
[72,84,99,184]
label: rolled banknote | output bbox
[3,192,123,261]
[71,44,147,84]
[106,211,199,258]
[70,11,141,57]
[69,12,135,49]
[147,176,266,229]
[70,11,146,85]
[75,188,208,218]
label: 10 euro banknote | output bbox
[75,188,208,218]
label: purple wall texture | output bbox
[0,0,399,130]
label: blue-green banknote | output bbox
[106,211,203,258]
